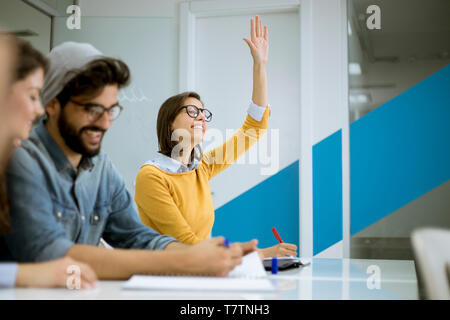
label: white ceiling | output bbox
[350,0,450,62]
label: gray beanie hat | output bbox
[41,41,104,107]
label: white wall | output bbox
[52,12,179,202]
[78,0,184,17]
[0,0,51,54]
[308,0,348,145]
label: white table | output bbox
[0,258,419,300]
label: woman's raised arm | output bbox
[243,15,268,107]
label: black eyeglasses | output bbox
[179,105,213,122]
[70,100,124,122]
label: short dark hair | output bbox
[13,37,49,81]
[157,91,203,158]
[56,57,131,108]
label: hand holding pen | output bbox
[261,227,298,258]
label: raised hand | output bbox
[243,15,269,65]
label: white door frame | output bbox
[179,0,301,91]
[178,0,350,258]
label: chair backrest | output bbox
[411,228,450,300]
[447,263,450,286]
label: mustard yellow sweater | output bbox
[135,107,270,244]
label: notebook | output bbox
[123,252,275,292]
[228,251,267,278]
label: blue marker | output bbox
[271,257,278,274]
[224,238,230,248]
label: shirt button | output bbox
[57,212,62,218]
[81,215,85,221]
[94,215,99,221]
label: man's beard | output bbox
[57,111,105,158]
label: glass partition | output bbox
[348,0,450,259]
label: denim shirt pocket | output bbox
[52,200,78,238]
[88,203,110,242]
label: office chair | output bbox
[447,263,450,285]
[411,228,450,300]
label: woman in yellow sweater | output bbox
[135,16,297,258]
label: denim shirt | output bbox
[1,121,177,262]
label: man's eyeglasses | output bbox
[179,105,212,122]
[70,100,124,122]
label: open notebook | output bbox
[123,252,275,292]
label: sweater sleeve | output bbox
[200,106,270,180]
[134,166,202,244]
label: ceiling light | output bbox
[349,93,370,104]
[349,62,362,75]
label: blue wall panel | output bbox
[213,161,300,249]
[350,64,450,235]
[313,130,343,255]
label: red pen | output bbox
[272,227,283,243]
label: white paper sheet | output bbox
[123,276,275,292]
[228,251,267,278]
[123,252,274,292]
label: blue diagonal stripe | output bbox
[350,64,450,235]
